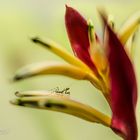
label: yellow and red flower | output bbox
[11,6,140,140]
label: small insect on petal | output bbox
[11,92,111,127]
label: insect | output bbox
[50,87,70,95]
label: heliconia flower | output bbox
[11,6,140,140]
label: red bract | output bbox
[102,16,138,140]
[65,5,97,72]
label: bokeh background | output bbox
[0,0,140,140]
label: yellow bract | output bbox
[118,11,140,45]
[11,90,111,127]
[32,38,92,73]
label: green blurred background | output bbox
[0,0,140,140]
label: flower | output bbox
[11,6,140,140]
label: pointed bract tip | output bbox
[97,8,108,24]
[65,5,77,14]
[65,4,69,9]
[97,6,106,15]
[98,9,112,34]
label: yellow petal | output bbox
[13,61,101,90]
[11,91,111,127]
[15,90,53,97]
[32,37,92,73]
[15,90,70,98]
[118,11,140,45]
[30,37,111,101]
[125,30,139,59]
